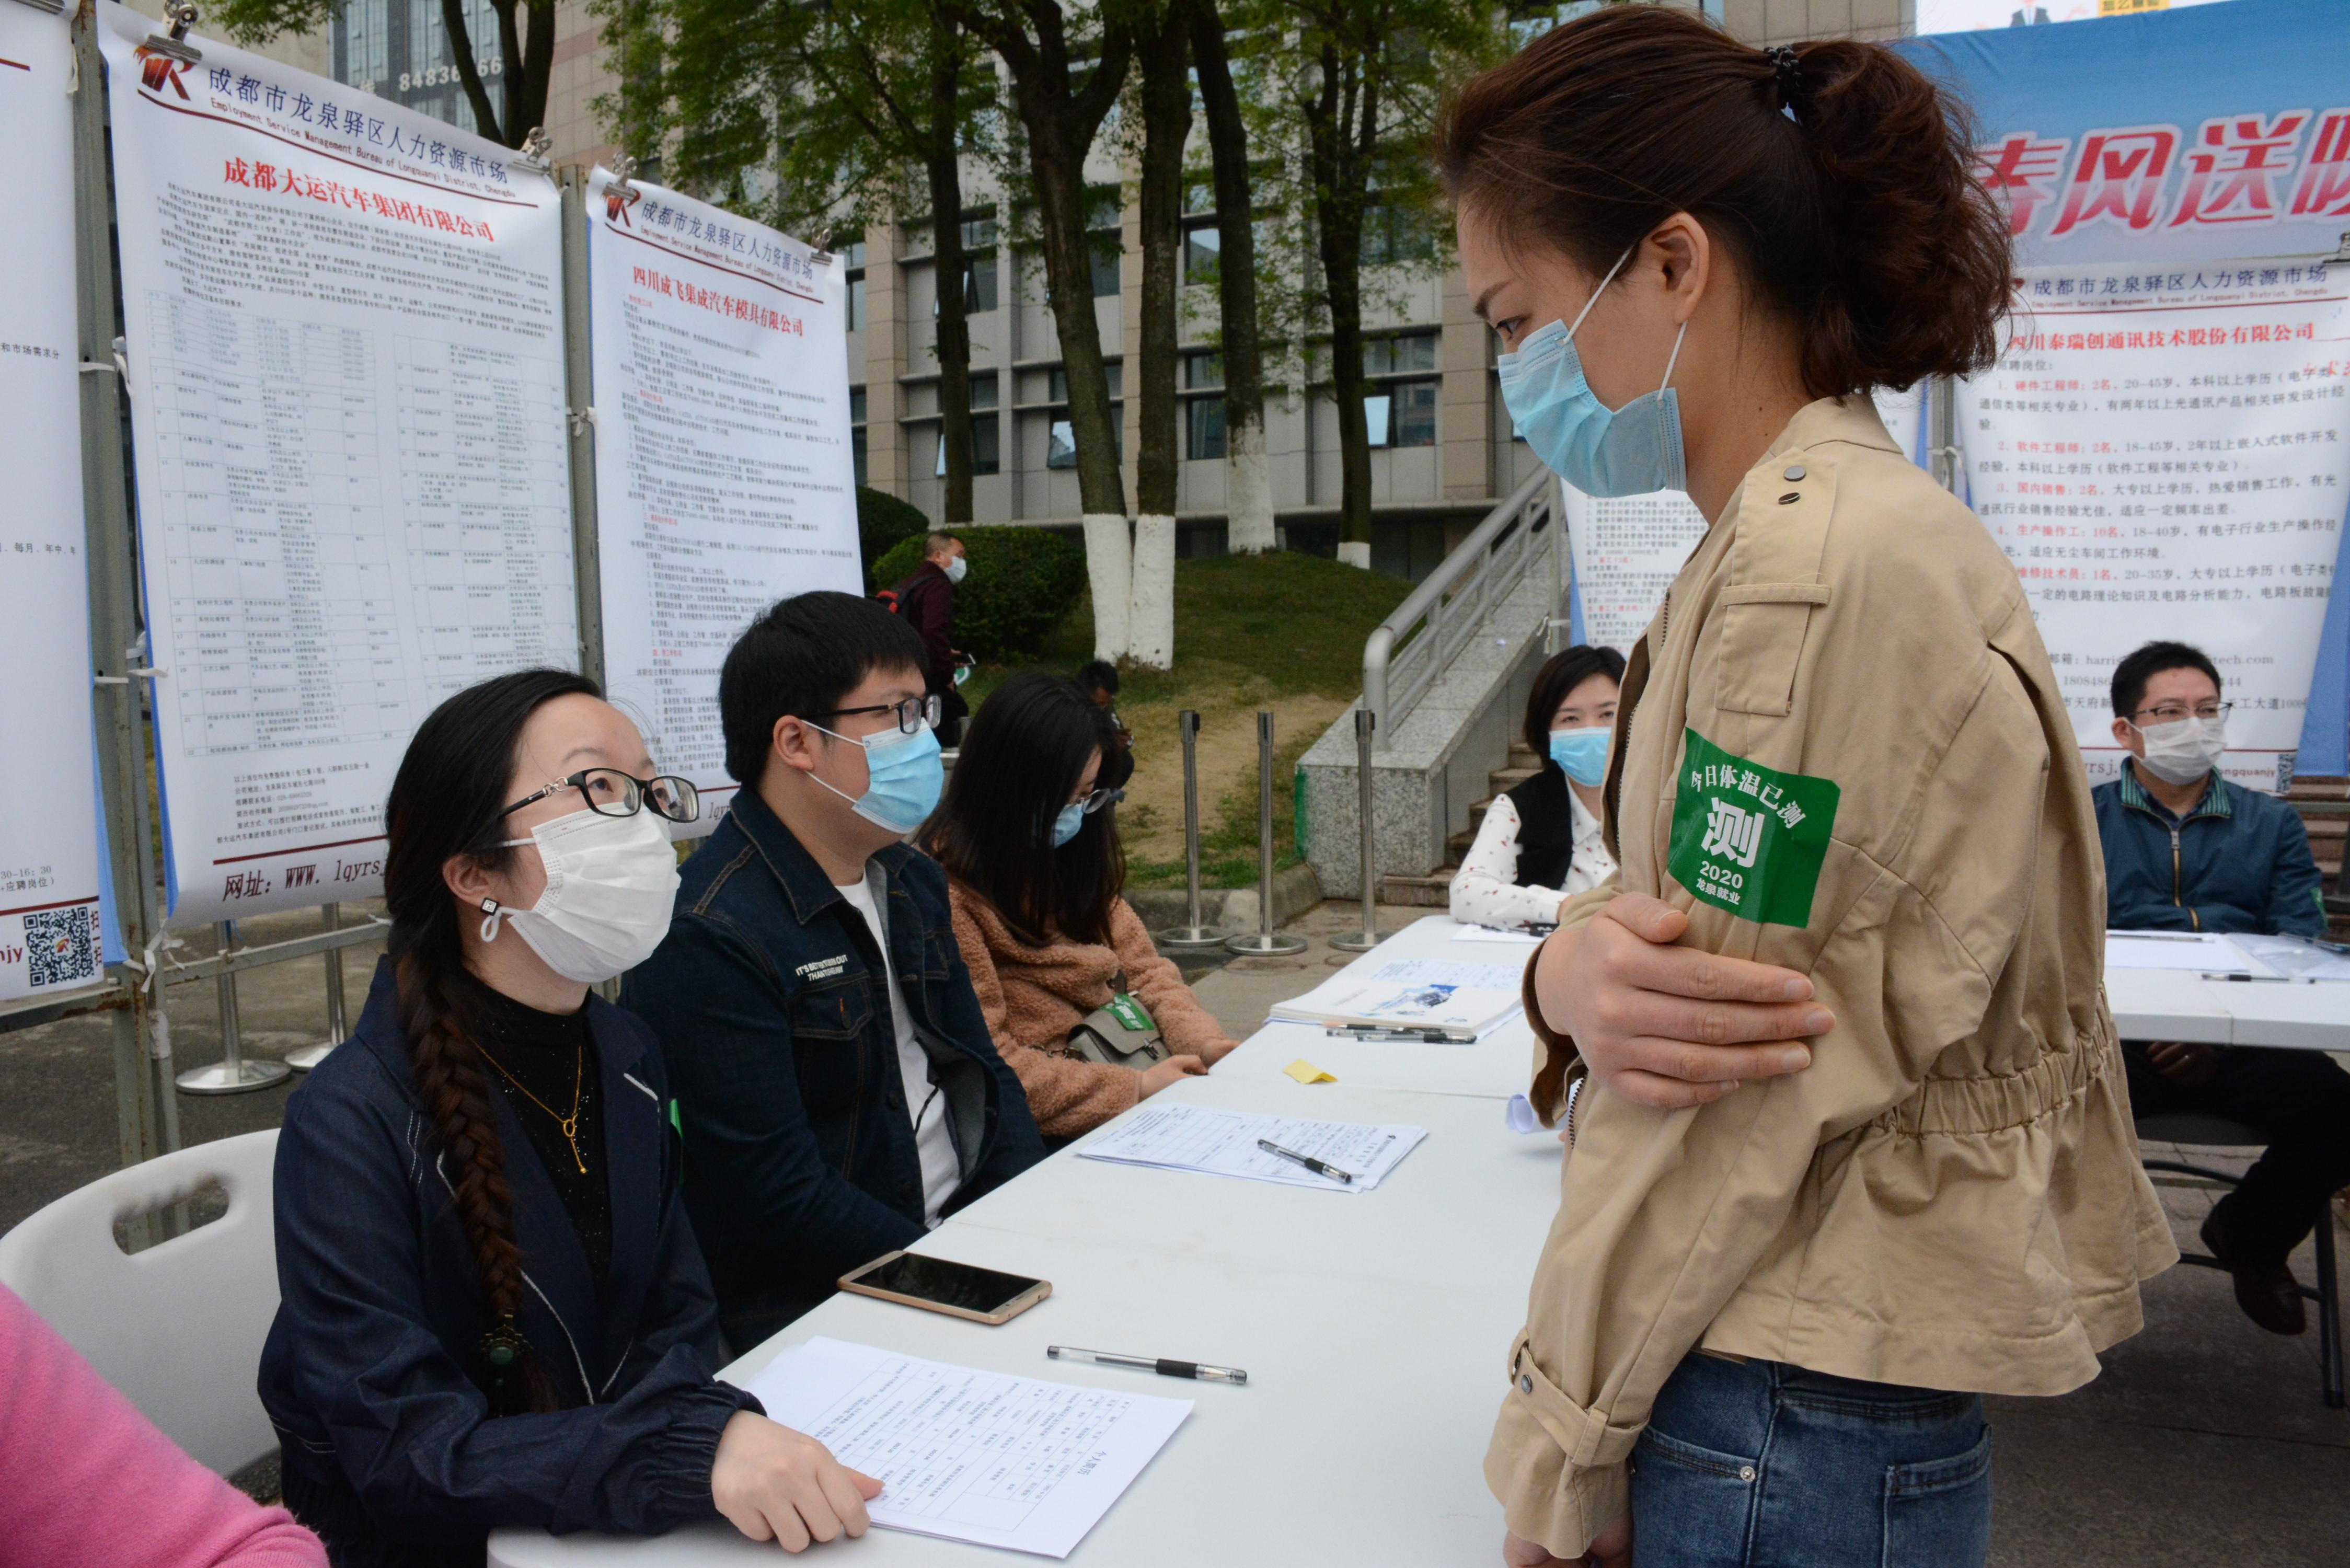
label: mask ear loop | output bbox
[1658,319,1689,395]
[479,898,506,942]
[1564,244,1638,343]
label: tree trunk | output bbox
[978,11,1132,653]
[443,0,505,144]
[1128,9,1189,668]
[1305,48,1373,565]
[1188,0,1273,554]
[926,18,975,525]
[513,0,554,142]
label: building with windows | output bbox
[313,0,1916,577]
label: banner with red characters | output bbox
[101,2,575,927]
[1906,0,2350,781]
[1910,0,2350,270]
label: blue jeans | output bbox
[1629,1351,1992,1568]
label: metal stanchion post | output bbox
[1157,710,1228,951]
[177,921,291,1095]
[1329,708,1398,953]
[285,903,345,1072]
[1225,712,1307,956]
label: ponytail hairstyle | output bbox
[924,672,1125,947]
[1523,644,1627,771]
[382,666,602,1416]
[1437,7,2013,396]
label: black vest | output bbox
[1502,766,1579,891]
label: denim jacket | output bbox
[625,789,1043,1341]
[258,959,756,1566]
[2092,758,2327,937]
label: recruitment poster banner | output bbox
[1911,0,2350,272]
[0,2,106,999]
[1905,0,2350,777]
[1962,261,2347,789]
[1562,489,1707,660]
[101,4,575,926]
[585,169,858,825]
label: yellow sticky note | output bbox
[1284,1058,1337,1085]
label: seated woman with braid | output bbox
[260,668,880,1566]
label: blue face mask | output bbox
[1549,727,1610,788]
[1495,247,1688,498]
[809,721,943,833]
[1050,801,1086,848]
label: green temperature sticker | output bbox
[1104,992,1156,1033]
[1667,729,1841,928]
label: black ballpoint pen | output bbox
[1256,1137,1357,1183]
[1048,1345,1249,1383]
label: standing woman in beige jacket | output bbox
[1441,11,2175,1568]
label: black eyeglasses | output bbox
[499,768,702,824]
[2131,700,2232,725]
[809,694,943,735]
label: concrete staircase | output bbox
[1379,741,1543,906]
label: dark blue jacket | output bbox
[625,788,1043,1342]
[258,959,757,1565]
[2092,759,2328,937]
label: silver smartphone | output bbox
[837,1250,1053,1325]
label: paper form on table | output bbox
[1078,1102,1426,1191]
[1266,957,1524,1035]
[739,1336,1191,1559]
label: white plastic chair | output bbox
[0,1129,281,1475]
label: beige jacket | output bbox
[1488,398,2176,1556]
[947,883,1236,1138]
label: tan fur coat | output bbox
[947,881,1236,1138]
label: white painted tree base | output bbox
[1127,514,1176,669]
[1082,512,1133,661]
[1225,428,1275,555]
[1337,541,1372,570]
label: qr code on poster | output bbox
[26,906,98,989]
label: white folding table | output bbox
[489,923,1559,1566]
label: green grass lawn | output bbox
[963,551,1412,889]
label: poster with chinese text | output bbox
[586,167,859,830]
[0,2,107,999]
[101,3,575,927]
[1961,261,2347,791]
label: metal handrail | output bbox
[1362,468,1566,744]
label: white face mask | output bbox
[943,555,968,584]
[479,806,680,983]
[2132,713,2228,788]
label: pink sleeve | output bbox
[0,1285,325,1568]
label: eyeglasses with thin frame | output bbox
[808,694,943,735]
[2131,700,2232,726]
[498,768,702,825]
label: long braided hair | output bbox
[382,667,602,1416]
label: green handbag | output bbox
[1064,983,1172,1070]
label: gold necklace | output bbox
[478,1045,588,1175]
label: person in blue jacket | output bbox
[2093,639,2350,1336]
[626,592,1043,1346]
[260,668,882,1566]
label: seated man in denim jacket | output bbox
[628,592,1042,1347]
[2094,639,2349,1336]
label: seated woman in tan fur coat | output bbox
[924,673,1237,1140]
